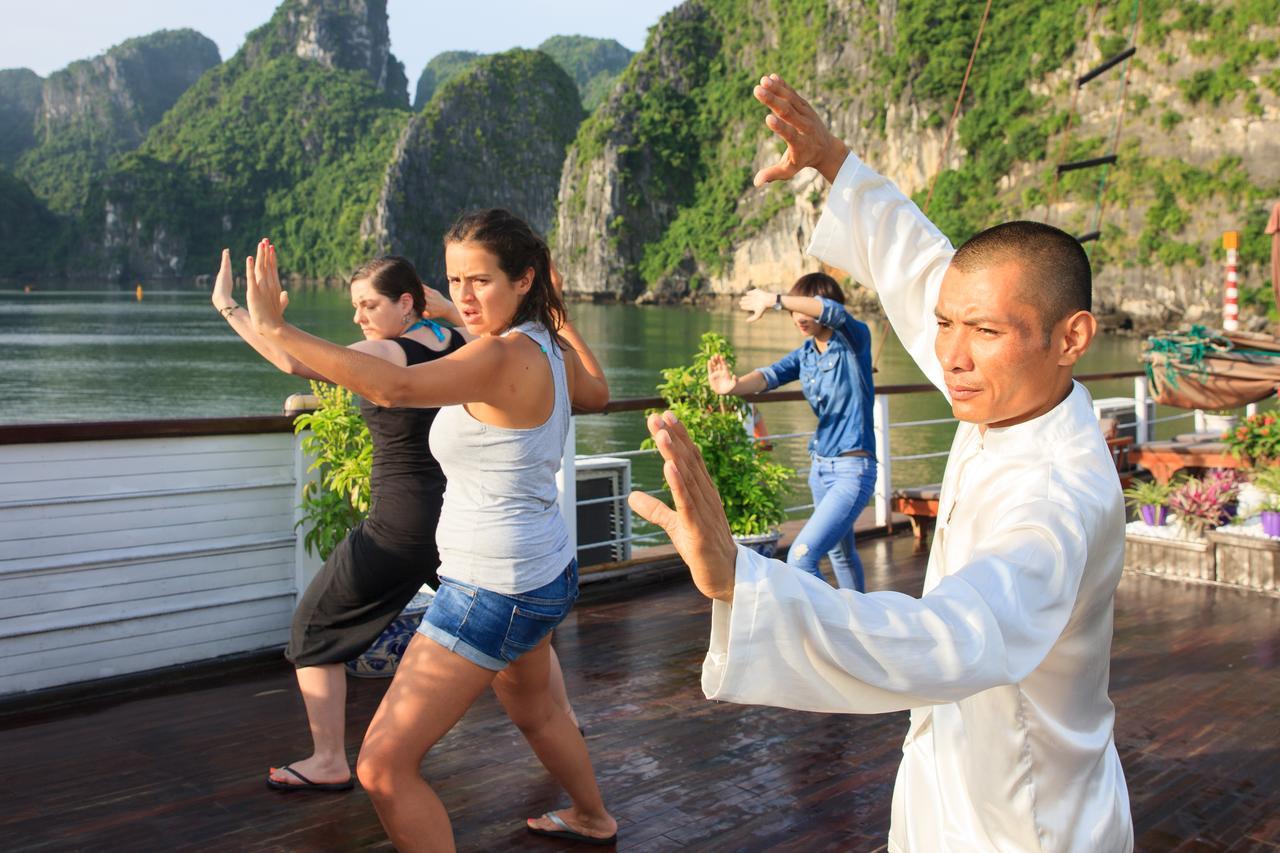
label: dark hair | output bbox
[952,221,1092,335]
[788,271,846,303]
[349,255,425,315]
[443,208,566,334]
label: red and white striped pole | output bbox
[1223,230,1240,332]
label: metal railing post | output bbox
[557,417,578,554]
[1133,376,1151,443]
[1246,403,1258,418]
[1194,409,1207,433]
[873,393,892,526]
[292,428,324,605]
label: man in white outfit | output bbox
[629,75,1133,852]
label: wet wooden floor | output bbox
[2,534,1278,852]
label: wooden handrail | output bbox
[0,370,1147,444]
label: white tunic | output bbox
[701,153,1133,852]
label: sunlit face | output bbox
[934,261,1065,428]
[445,240,531,336]
[350,279,412,340]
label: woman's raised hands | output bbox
[244,238,289,335]
[707,354,738,396]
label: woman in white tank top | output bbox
[242,210,616,849]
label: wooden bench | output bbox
[1129,436,1242,484]
[891,435,1138,554]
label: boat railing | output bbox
[568,370,1222,558]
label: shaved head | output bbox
[951,221,1092,341]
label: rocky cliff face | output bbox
[12,30,220,214]
[556,0,1280,330]
[0,68,43,168]
[247,0,407,105]
[554,4,722,298]
[365,49,583,283]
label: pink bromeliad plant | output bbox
[1167,470,1240,537]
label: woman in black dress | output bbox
[214,251,464,791]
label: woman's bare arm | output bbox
[550,261,608,411]
[212,249,330,381]
[244,240,508,408]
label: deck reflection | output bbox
[1,534,1277,851]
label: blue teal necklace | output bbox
[404,317,446,341]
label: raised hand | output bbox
[752,74,848,187]
[245,238,289,335]
[707,354,738,396]
[212,249,237,312]
[628,412,738,603]
[739,288,776,323]
[421,284,460,325]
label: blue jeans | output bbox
[788,455,877,592]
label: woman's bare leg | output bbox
[357,635,496,853]
[547,644,580,730]
[269,663,351,785]
[495,638,616,840]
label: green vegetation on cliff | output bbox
[0,169,64,276]
[569,0,831,288]
[884,0,1279,258]
[385,48,583,280]
[413,51,483,109]
[537,36,633,110]
[103,51,407,277]
[14,29,220,215]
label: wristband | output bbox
[219,304,240,318]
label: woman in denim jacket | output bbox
[708,272,877,591]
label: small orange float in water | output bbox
[23,285,31,293]
[136,285,144,301]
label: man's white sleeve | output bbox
[702,502,1087,714]
[807,153,955,394]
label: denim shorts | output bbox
[417,560,578,671]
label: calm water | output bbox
[0,281,1155,495]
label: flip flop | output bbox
[527,811,617,846]
[265,764,355,793]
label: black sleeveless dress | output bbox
[286,332,465,667]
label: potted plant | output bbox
[1250,466,1280,537]
[1223,412,1280,468]
[1122,478,1174,526]
[1202,409,1239,436]
[1167,473,1236,538]
[646,332,793,556]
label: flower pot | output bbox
[734,530,782,559]
[1262,510,1280,538]
[1204,413,1238,436]
[345,585,435,678]
[1139,504,1169,526]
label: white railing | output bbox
[569,374,1218,559]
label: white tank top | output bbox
[428,321,574,593]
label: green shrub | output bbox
[645,332,792,536]
[294,381,372,559]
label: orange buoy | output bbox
[136,285,144,301]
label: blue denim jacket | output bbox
[757,297,876,458]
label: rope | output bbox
[873,0,993,370]
[921,0,995,215]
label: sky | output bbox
[0,0,684,80]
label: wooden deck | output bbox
[2,534,1278,851]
